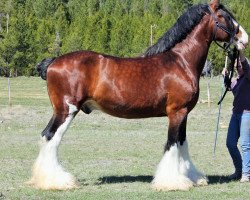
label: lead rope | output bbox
[217,47,238,105]
[214,47,239,156]
[214,56,228,157]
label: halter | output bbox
[208,6,240,52]
[208,5,240,105]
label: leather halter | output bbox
[208,6,240,52]
[207,7,240,105]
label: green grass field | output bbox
[0,76,249,200]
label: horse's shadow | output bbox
[95,175,153,185]
[207,175,231,184]
[94,175,232,185]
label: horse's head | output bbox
[208,0,248,50]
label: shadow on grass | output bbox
[96,175,153,185]
[95,175,233,185]
[207,175,232,184]
[0,192,6,200]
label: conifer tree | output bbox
[0,0,249,76]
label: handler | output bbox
[222,51,250,182]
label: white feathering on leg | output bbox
[179,141,208,186]
[152,141,208,191]
[27,102,78,190]
[152,144,194,191]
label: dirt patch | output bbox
[0,105,50,124]
[0,105,27,121]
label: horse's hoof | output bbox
[152,176,194,191]
[152,183,193,191]
[26,179,79,190]
[195,177,208,186]
[27,172,78,190]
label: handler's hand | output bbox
[221,68,228,77]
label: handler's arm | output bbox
[239,52,250,80]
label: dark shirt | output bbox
[231,60,250,114]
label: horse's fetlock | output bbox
[41,130,55,141]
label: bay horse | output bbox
[29,0,248,191]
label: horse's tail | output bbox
[36,58,56,80]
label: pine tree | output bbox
[0,0,249,76]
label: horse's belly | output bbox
[81,99,166,118]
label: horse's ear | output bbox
[209,0,220,11]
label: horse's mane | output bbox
[144,4,209,57]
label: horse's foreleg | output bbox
[28,101,79,190]
[179,140,208,187]
[152,108,207,191]
[178,117,208,187]
[152,109,192,191]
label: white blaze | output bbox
[233,20,248,50]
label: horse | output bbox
[28,0,248,191]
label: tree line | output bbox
[0,0,249,76]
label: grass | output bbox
[0,76,248,200]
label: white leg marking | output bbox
[28,102,78,190]
[152,144,194,191]
[152,141,208,191]
[179,141,208,186]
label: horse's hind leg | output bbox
[28,100,79,190]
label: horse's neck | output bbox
[171,16,212,78]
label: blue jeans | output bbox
[226,112,250,177]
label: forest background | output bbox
[0,0,249,76]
